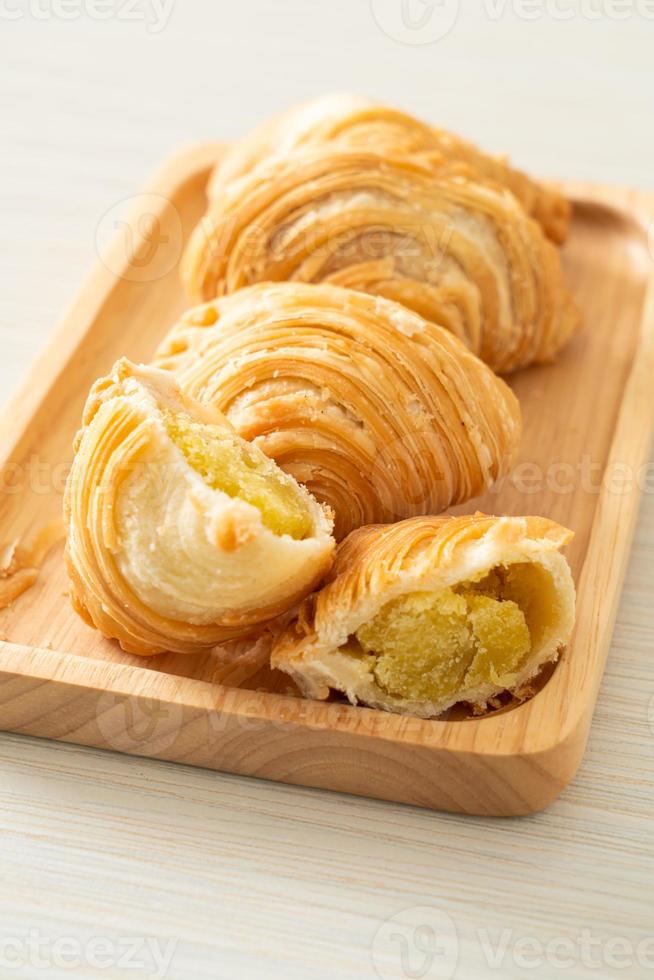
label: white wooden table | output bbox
[1,5,653,978]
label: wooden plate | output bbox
[0,143,652,815]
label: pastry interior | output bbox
[345,562,554,702]
[164,410,312,540]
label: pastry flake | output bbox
[64,359,335,655]
[0,521,64,610]
[207,93,570,244]
[184,149,580,373]
[156,283,522,541]
[271,514,576,718]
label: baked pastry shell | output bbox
[271,514,576,718]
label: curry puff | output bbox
[183,149,579,373]
[271,514,576,718]
[64,360,335,655]
[156,283,522,540]
[206,93,570,244]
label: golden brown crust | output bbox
[271,513,576,718]
[207,93,570,244]
[155,283,522,541]
[64,359,334,656]
[184,150,580,373]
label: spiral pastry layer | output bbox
[207,93,570,244]
[184,150,579,373]
[156,283,521,541]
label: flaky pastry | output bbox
[183,150,579,373]
[207,93,570,244]
[271,514,576,718]
[64,360,334,655]
[155,283,521,541]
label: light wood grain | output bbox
[0,146,652,817]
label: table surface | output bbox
[1,5,653,979]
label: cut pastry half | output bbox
[271,514,576,719]
[64,360,335,655]
[156,283,522,541]
[207,93,570,244]
[184,149,580,373]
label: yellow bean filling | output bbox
[165,411,313,540]
[355,566,534,701]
